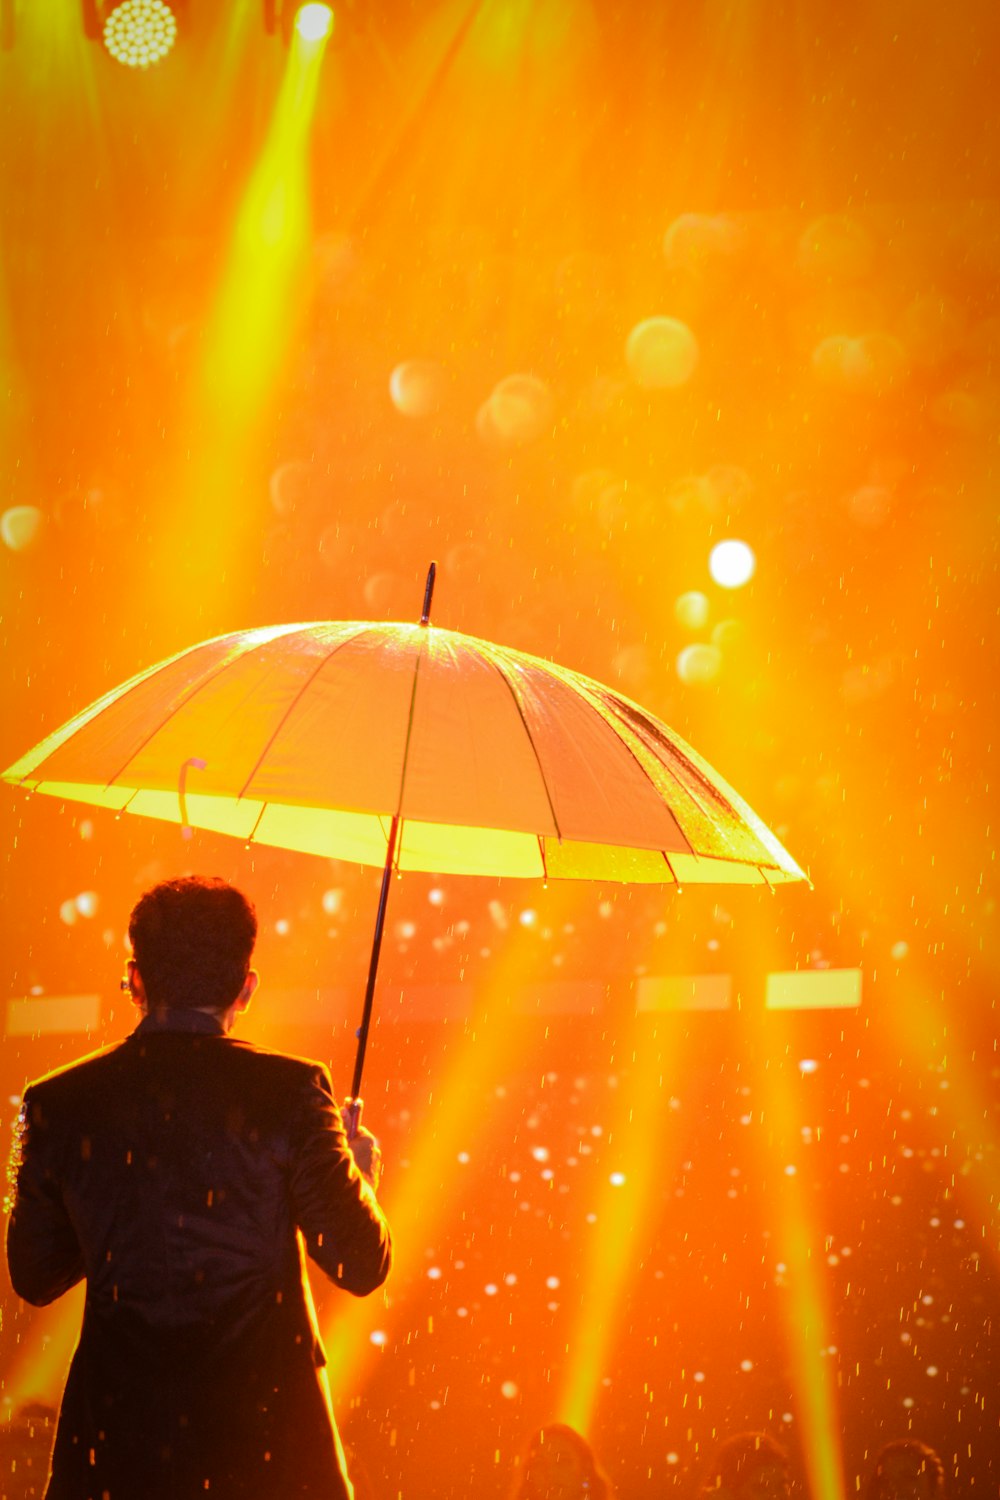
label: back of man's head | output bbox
[128,876,257,1012]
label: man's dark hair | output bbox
[128,877,257,1011]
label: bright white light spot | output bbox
[501,1381,519,1399]
[322,888,343,915]
[519,909,537,927]
[798,1058,819,1074]
[740,1359,753,1372]
[709,538,756,588]
[609,1171,627,1187]
[693,1370,705,1383]
[395,919,417,940]
[545,1276,560,1289]
[784,1164,797,1176]
[295,3,334,42]
[540,1168,553,1181]
[667,1453,679,1465]
[369,1330,388,1347]
[531,1146,550,1162]
[426,1266,442,1280]
[275,919,290,936]
[428,888,445,906]
[75,891,99,918]
[456,1151,470,1165]
[484,1283,498,1296]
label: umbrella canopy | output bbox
[3,617,804,888]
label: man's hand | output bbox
[341,1097,383,1192]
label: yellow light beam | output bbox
[4,1286,86,1411]
[738,982,845,1500]
[556,1010,685,1436]
[321,884,582,1400]
[152,21,331,617]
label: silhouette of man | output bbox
[7,875,392,1499]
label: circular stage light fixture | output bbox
[295,3,334,42]
[102,0,178,68]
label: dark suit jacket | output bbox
[6,1009,392,1499]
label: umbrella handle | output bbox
[350,812,400,1098]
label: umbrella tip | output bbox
[420,561,437,626]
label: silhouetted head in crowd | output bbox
[698,1432,792,1500]
[127,876,258,1016]
[509,1423,613,1500]
[864,1441,945,1500]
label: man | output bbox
[6,875,392,1499]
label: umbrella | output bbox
[3,564,807,1095]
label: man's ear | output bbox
[127,960,147,1010]
[236,969,260,1011]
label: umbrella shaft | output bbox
[351,813,400,1099]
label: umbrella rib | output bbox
[393,631,430,818]
[481,647,564,842]
[567,682,718,857]
[233,626,373,801]
[95,624,313,792]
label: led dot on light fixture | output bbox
[709,538,756,588]
[103,0,178,69]
[295,3,334,42]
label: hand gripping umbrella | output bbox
[3,564,807,1097]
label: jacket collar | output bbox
[133,1008,227,1037]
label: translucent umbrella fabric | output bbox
[3,620,804,887]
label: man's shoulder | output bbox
[23,1034,331,1099]
[23,1040,130,1099]
[222,1036,333,1085]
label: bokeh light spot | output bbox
[625,316,699,389]
[674,591,710,630]
[1,506,43,552]
[676,644,722,685]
